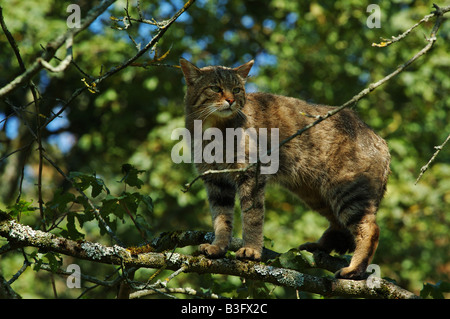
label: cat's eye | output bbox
[232,87,241,94]
[210,86,222,93]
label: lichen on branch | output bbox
[0,217,419,299]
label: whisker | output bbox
[236,109,247,121]
[187,105,217,121]
[186,105,212,118]
[186,102,247,123]
[202,107,218,121]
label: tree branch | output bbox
[0,0,117,98]
[415,132,450,184]
[93,0,195,85]
[0,275,21,299]
[372,4,450,47]
[130,287,227,299]
[0,216,419,299]
[128,230,281,261]
[43,0,196,138]
[1,0,197,246]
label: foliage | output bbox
[420,281,450,299]
[0,0,449,299]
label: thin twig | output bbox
[0,0,117,98]
[39,35,73,73]
[0,142,33,162]
[7,258,30,285]
[94,0,196,85]
[0,6,26,71]
[372,4,449,48]
[44,0,195,136]
[32,83,45,230]
[43,87,86,128]
[415,132,450,184]
[130,286,227,299]
[2,5,46,226]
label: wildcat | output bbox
[179,58,390,279]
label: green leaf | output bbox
[91,180,104,198]
[44,252,63,273]
[75,195,91,214]
[273,249,315,272]
[8,199,35,218]
[120,192,139,214]
[33,258,43,272]
[263,235,274,249]
[101,194,126,219]
[63,212,85,240]
[32,252,62,273]
[120,164,145,189]
[141,194,154,213]
[69,171,109,198]
[48,191,76,212]
[44,191,76,223]
[69,171,91,191]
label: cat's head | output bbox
[180,58,254,123]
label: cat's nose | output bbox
[225,98,234,106]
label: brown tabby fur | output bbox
[180,58,390,279]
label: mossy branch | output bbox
[0,218,419,299]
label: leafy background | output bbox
[0,0,449,298]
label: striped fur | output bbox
[180,59,390,279]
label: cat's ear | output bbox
[234,60,254,81]
[180,58,201,85]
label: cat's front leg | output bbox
[236,174,266,261]
[200,179,236,258]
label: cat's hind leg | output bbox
[299,224,355,254]
[328,176,381,279]
[335,212,379,279]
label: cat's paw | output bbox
[236,247,262,261]
[199,243,227,258]
[335,266,366,280]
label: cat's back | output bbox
[244,91,383,143]
[244,91,360,138]
[245,92,321,118]
[243,91,390,190]
[244,92,318,132]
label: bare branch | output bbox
[130,287,227,299]
[0,275,21,299]
[0,6,26,72]
[94,0,196,85]
[0,0,117,98]
[372,5,450,47]
[415,132,450,184]
[38,35,73,73]
[41,0,195,138]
